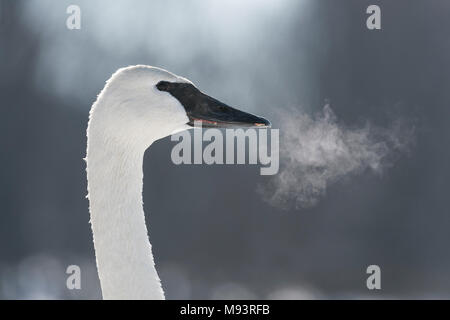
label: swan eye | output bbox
[156,81,171,92]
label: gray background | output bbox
[0,0,449,299]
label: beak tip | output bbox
[256,117,271,128]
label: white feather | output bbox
[86,65,191,299]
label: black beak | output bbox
[156,81,271,129]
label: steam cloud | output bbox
[260,105,414,209]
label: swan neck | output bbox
[86,126,164,300]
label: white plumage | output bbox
[86,66,192,299]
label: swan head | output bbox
[90,65,270,148]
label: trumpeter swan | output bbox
[86,65,270,299]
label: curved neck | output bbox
[86,120,164,300]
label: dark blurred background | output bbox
[0,0,449,299]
